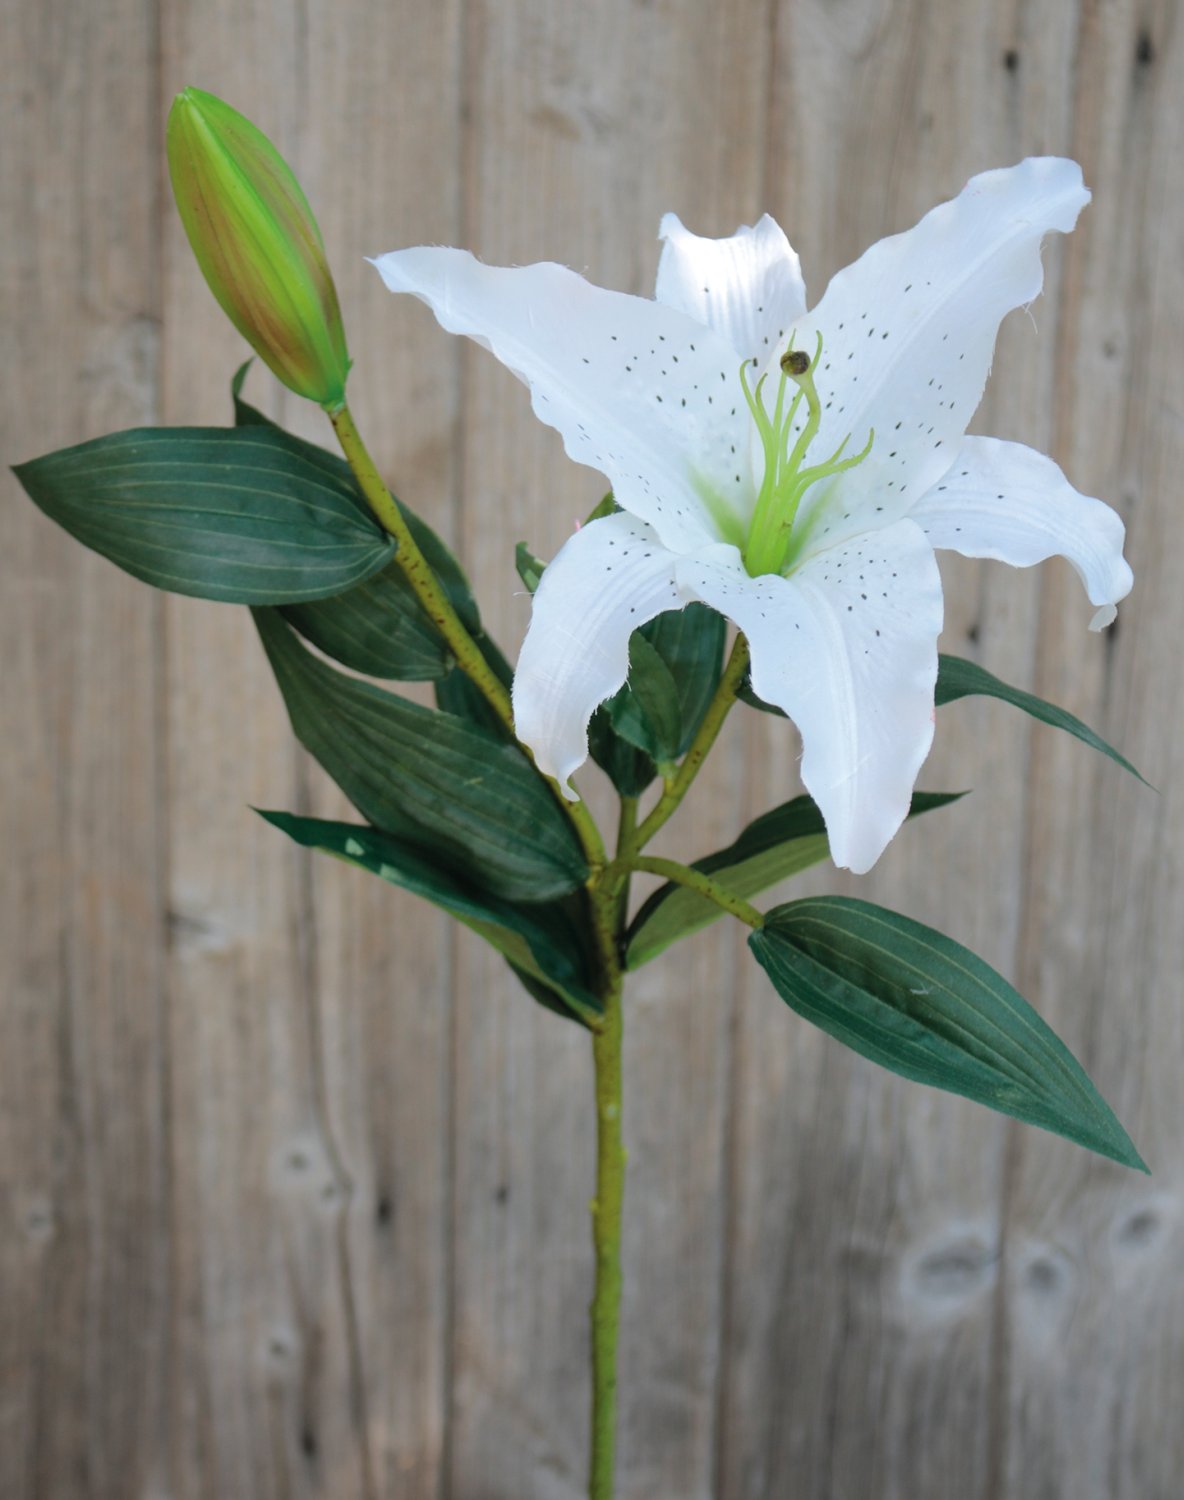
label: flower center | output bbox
[740,334,873,577]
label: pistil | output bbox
[741,336,873,578]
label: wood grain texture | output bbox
[2,1,1181,1497]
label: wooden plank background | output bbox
[2,1,1180,1496]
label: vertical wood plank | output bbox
[302,5,465,1496]
[158,5,459,1495]
[995,5,1184,1497]
[719,2,1096,1496]
[443,4,766,1497]
[0,3,166,1498]
[6,1,1183,1496]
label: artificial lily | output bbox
[371,158,1132,872]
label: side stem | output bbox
[621,855,764,929]
[626,633,750,855]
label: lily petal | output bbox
[512,513,685,796]
[909,435,1133,629]
[370,247,753,551]
[790,158,1091,556]
[676,521,943,872]
[656,213,808,365]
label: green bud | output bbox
[167,88,350,408]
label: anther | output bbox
[780,349,810,377]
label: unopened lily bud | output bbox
[167,88,350,407]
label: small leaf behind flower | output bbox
[626,791,964,969]
[254,608,587,902]
[521,529,727,791]
[258,811,601,1027]
[935,653,1147,783]
[742,656,1144,785]
[602,634,684,760]
[750,896,1146,1171]
[14,426,394,603]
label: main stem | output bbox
[327,399,606,872]
[588,887,625,1500]
[328,401,515,732]
[586,798,639,1497]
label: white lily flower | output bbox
[371,158,1132,873]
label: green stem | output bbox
[587,872,626,1500]
[328,401,514,729]
[614,797,638,927]
[621,855,764,929]
[327,400,607,872]
[626,634,750,856]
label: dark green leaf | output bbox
[737,671,786,717]
[588,706,658,797]
[643,604,727,755]
[258,811,601,1026]
[750,896,1146,1171]
[232,359,487,677]
[740,652,1145,786]
[280,561,451,680]
[936,653,1146,783]
[506,962,598,1026]
[254,609,587,901]
[584,492,619,525]
[520,525,724,788]
[626,791,964,968]
[14,426,396,603]
[603,633,684,759]
[284,498,483,677]
[230,359,277,428]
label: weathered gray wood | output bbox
[156,4,459,1496]
[715,4,1175,1498]
[992,9,1184,1499]
[442,6,768,1496]
[3,1,1182,1497]
[0,4,168,1498]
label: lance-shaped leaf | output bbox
[14,426,394,603]
[259,811,600,1026]
[740,651,1145,785]
[599,633,683,758]
[626,791,964,968]
[750,896,1146,1170]
[935,653,1146,783]
[645,603,728,755]
[254,609,587,902]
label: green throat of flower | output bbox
[741,335,873,577]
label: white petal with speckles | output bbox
[909,435,1133,629]
[656,213,807,365]
[786,158,1091,558]
[374,160,1132,872]
[676,522,943,872]
[370,247,755,551]
[512,513,686,796]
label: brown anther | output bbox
[780,349,810,377]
